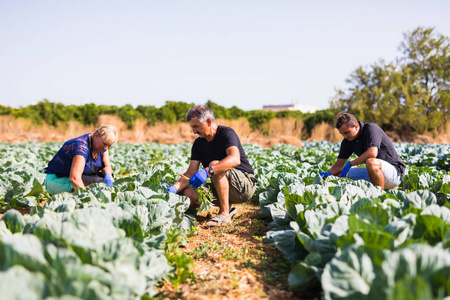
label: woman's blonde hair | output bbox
[95,125,118,145]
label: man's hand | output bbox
[104,173,113,186]
[167,185,177,193]
[340,162,352,177]
[320,171,331,179]
[189,169,209,189]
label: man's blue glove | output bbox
[167,185,177,193]
[341,162,352,177]
[104,173,113,186]
[320,171,331,179]
[189,169,209,189]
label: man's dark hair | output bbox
[335,112,358,129]
[186,105,216,123]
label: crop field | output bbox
[0,141,449,299]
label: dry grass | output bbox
[1,115,448,146]
[0,116,95,142]
[221,118,304,148]
[308,122,341,143]
[385,124,450,144]
[216,118,254,141]
[96,115,128,133]
[430,122,450,144]
[263,118,304,147]
[266,118,303,137]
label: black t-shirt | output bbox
[338,121,405,179]
[191,125,254,174]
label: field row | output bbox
[0,141,449,299]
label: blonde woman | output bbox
[44,125,118,195]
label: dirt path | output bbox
[157,202,321,300]
[0,202,321,299]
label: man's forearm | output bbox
[211,146,241,174]
[328,158,347,175]
[209,158,239,174]
[352,147,378,166]
[173,173,192,191]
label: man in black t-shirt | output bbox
[320,112,405,190]
[167,105,257,226]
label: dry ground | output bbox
[0,115,342,146]
[1,114,449,145]
[156,202,322,300]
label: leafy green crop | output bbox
[0,142,196,299]
[255,142,450,299]
[1,141,449,299]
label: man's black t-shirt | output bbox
[191,125,254,174]
[338,121,405,179]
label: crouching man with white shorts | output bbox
[320,113,405,190]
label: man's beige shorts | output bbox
[206,169,257,204]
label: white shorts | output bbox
[346,159,401,189]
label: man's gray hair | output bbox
[335,112,358,129]
[186,105,216,123]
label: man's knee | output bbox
[180,188,200,208]
[366,158,382,171]
[180,187,198,200]
[209,161,226,183]
[211,170,228,184]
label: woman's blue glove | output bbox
[167,186,177,193]
[320,171,331,179]
[189,169,209,189]
[340,162,352,177]
[104,173,114,186]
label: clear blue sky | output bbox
[1,1,449,111]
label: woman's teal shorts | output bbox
[45,174,73,195]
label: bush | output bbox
[247,110,275,135]
[303,109,336,135]
[1,101,342,140]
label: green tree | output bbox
[275,110,303,119]
[247,110,275,135]
[399,27,450,130]
[332,26,449,133]
[302,109,335,135]
[79,103,100,125]
[0,105,14,115]
[16,100,69,126]
[229,106,247,119]
[136,105,159,125]
[118,104,142,129]
[206,100,231,119]
[162,101,194,122]
[98,105,120,116]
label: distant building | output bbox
[262,103,319,113]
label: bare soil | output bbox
[155,202,322,300]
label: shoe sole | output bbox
[229,207,238,219]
